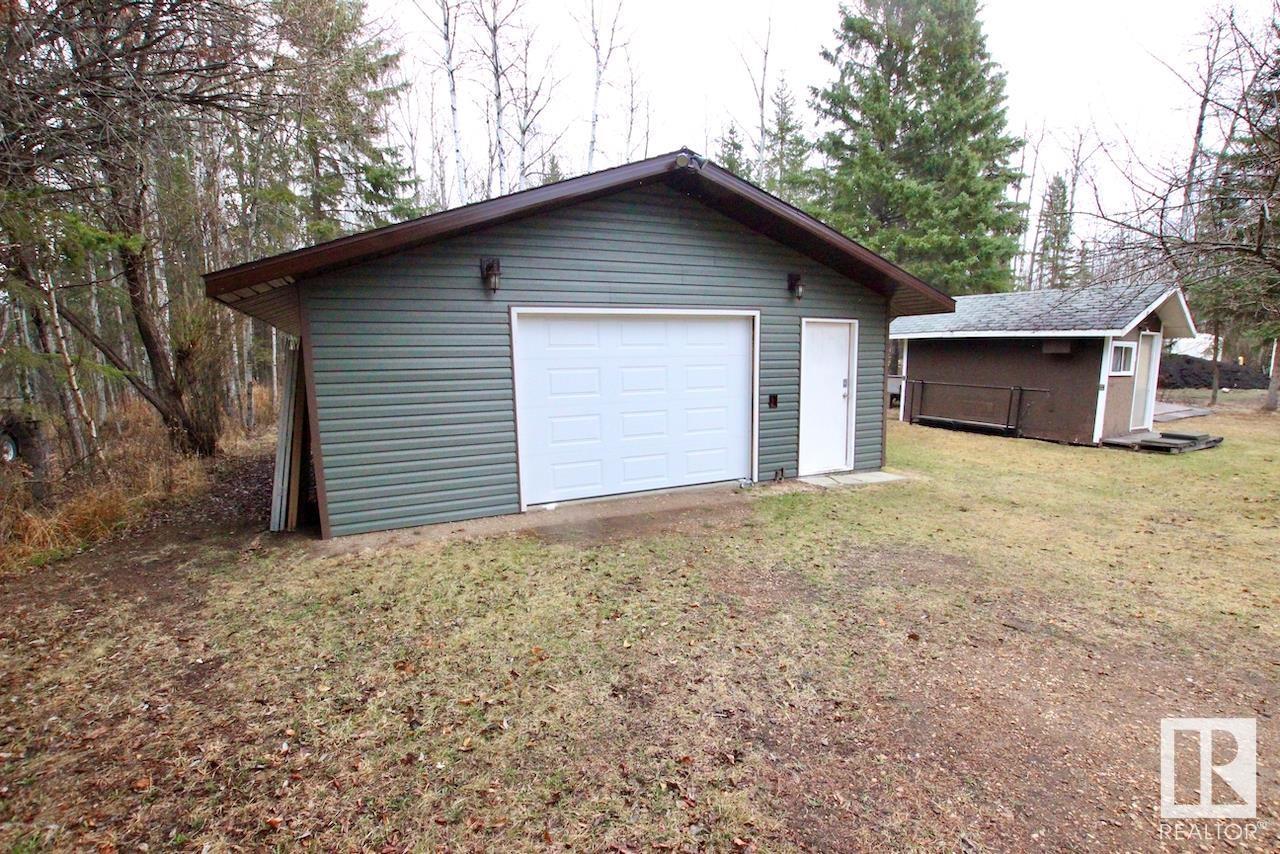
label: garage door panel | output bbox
[620,409,668,439]
[686,447,730,476]
[551,459,603,491]
[547,367,600,398]
[548,414,601,446]
[686,364,729,392]
[543,317,601,349]
[686,405,728,434]
[621,453,668,486]
[515,312,752,505]
[619,365,668,394]
[620,318,668,347]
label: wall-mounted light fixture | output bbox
[787,272,803,299]
[481,258,501,293]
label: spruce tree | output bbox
[277,0,420,241]
[811,0,1024,294]
[1031,174,1072,289]
[541,154,565,186]
[715,123,753,180]
[764,78,812,205]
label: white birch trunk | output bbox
[271,327,279,410]
[1264,339,1278,412]
[438,0,467,206]
[43,280,100,462]
[486,11,507,194]
[243,317,254,430]
[585,0,622,173]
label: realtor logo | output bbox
[1160,718,1256,819]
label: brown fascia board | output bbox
[672,161,952,314]
[204,148,954,317]
[204,151,688,298]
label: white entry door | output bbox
[513,310,755,507]
[799,319,858,475]
[1130,332,1160,430]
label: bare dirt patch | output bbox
[2,452,275,616]
[702,545,1276,852]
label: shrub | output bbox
[0,400,207,572]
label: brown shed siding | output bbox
[902,338,1103,444]
[1102,365,1136,437]
[1101,314,1163,438]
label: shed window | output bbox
[1110,342,1136,375]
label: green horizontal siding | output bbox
[303,184,888,536]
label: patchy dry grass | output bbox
[1,409,1276,851]
[0,402,210,572]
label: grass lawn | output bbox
[1,407,1276,851]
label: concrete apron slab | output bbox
[798,471,908,488]
[308,477,814,556]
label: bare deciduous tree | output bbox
[509,30,558,191]
[418,0,469,205]
[1,0,279,454]
[471,0,522,196]
[579,0,624,172]
[1090,8,1280,410]
[740,20,771,178]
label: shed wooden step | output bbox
[1102,431,1223,454]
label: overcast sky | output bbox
[374,0,1274,237]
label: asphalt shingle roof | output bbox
[890,281,1175,338]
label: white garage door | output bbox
[513,311,754,506]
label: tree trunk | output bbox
[485,6,507,195]
[29,301,88,463]
[88,268,108,418]
[15,303,37,405]
[1179,24,1220,235]
[1264,339,1278,412]
[271,327,279,410]
[1210,321,1221,406]
[243,317,255,430]
[44,274,101,463]
[229,319,243,424]
[588,57,603,172]
[439,0,467,206]
[102,159,216,456]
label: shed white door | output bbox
[1130,332,1160,430]
[513,311,754,506]
[799,319,857,475]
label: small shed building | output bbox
[204,150,953,538]
[890,283,1196,445]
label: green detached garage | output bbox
[203,149,953,538]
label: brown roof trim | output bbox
[204,149,953,316]
[676,159,950,311]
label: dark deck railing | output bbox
[904,380,1049,437]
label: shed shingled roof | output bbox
[890,281,1196,339]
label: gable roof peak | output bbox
[205,149,954,327]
